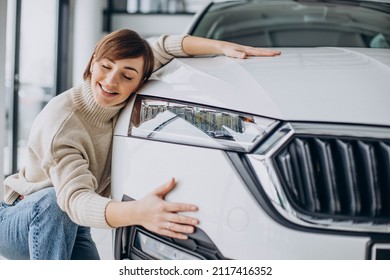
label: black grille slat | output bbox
[276,150,300,201]
[314,139,340,214]
[335,139,361,216]
[357,141,381,217]
[378,142,390,216]
[288,143,307,204]
[294,138,321,212]
[273,135,390,223]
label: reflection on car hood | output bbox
[140,47,390,126]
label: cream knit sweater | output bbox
[3,34,188,229]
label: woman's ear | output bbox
[90,55,96,73]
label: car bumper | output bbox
[111,136,376,259]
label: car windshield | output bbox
[190,0,390,48]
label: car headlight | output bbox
[134,231,202,260]
[129,96,279,152]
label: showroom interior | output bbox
[0,0,209,259]
[1,0,389,262]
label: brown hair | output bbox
[83,29,154,89]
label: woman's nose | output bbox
[106,71,119,86]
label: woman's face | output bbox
[90,56,144,107]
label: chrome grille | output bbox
[273,135,390,223]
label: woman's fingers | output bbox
[167,221,195,234]
[157,205,199,239]
[249,47,281,56]
[225,45,281,58]
[159,218,196,240]
[162,203,199,228]
[165,201,198,213]
[141,178,200,240]
[151,177,176,198]
[165,211,199,226]
[240,46,281,57]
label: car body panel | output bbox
[111,136,368,259]
[139,48,390,126]
[110,0,390,260]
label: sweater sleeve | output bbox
[40,108,114,229]
[47,145,113,229]
[150,34,190,71]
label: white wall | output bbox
[0,0,8,199]
[111,13,194,38]
[110,0,210,37]
[72,0,106,86]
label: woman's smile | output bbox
[90,56,144,107]
[99,83,119,97]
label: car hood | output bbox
[140,47,390,126]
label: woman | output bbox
[0,29,281,260]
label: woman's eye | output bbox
[123,75,133,81]
[101,64,110,69]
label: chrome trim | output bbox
[286,123,390,139]
[248,122,390,233]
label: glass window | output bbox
[191,0,390,48]
[4,0,58,175]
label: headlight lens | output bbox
[134,231,201,260]
[129,96,279,152]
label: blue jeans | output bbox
[0,187,100,260]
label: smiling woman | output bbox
[83,30,154,107]
[0,28,280,260]
[90,56,145,107]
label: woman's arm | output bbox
[182,35,281,58]
[105,178,199,240]
[151,34,281,71]
[49,144,197,239]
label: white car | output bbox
[110,0,390,260]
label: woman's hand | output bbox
[182,35,281,59]
[132,178,199,240]
[219,41,281,59]
[106,178,198,239]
